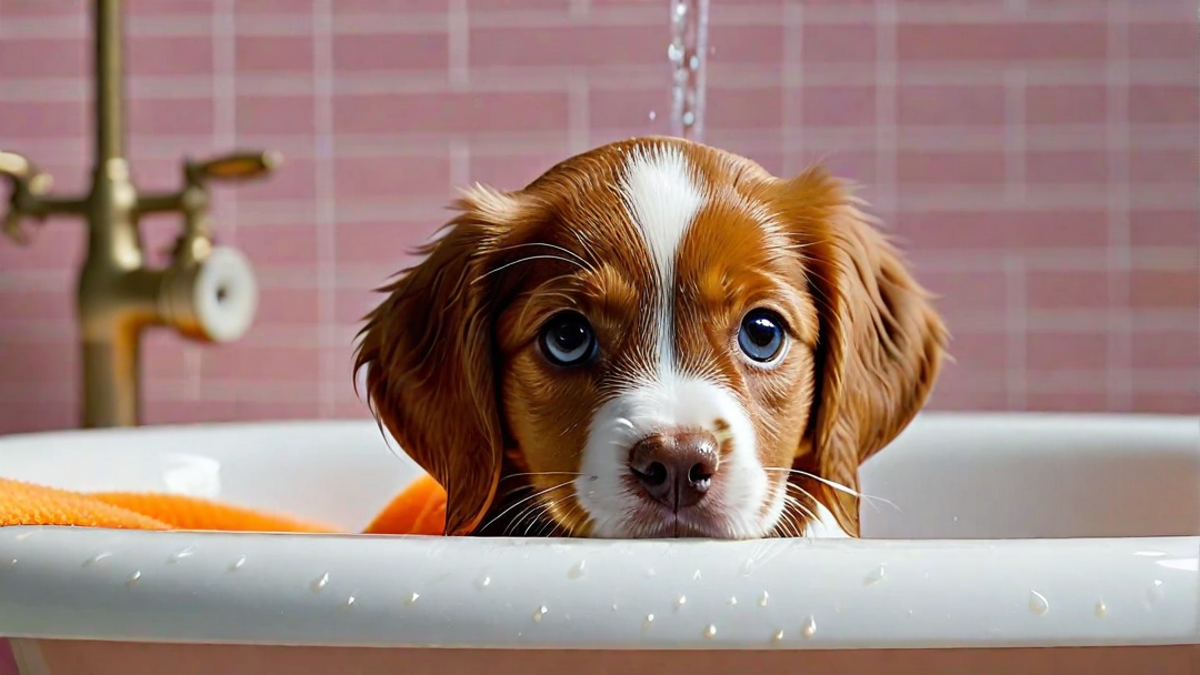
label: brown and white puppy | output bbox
[354,136,947,540]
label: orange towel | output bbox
[0,473,449,536]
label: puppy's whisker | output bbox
[765,467,899,513]
[508,500,551,537]
[773,500,803,538]
[473,254,586,283]
[783,479,817,504]
[480,480,575,533]
[492,242,590,267]
[531,498,571,537]
[781,488,818,522]
[499,471,594,483]
[506,493,566,537]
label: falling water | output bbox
[668,0,709,141]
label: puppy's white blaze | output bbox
[618,142,706,371]
[619,143,705,307]
[576,376,771,538]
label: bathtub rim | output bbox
[0,526,1196,651]
[0,411,1197,651]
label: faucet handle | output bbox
[187,150,282,186]
[0,150,53,245]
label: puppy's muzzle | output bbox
[628,430,720,510]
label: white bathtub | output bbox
[0,412,1197,674]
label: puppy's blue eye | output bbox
[738,309,786,363]
[540,312,597,366]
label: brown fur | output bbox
[354,136,948,538]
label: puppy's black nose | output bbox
[629,431,720,509]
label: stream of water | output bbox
[667,0,710,142]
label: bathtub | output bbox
[0,411,1196,674]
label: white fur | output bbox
[805,502,851,539]
[618,143,705,302]
[571,142,784,538]
[576,377,775,538]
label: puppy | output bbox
[355,136,947,540]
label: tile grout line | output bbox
[1105,0,1132,412]
[2,61,1195,102]
[1004,253,1028,410]
[568,75,589,155]
[874,0,898,225]
[448,0,469,88]
[780,3,801,175]
[313,0,338,417]
[1000,58,1027,414]
[0,4,1188,40]
[450,138,470,188]
[1003,67,1027,207]
[193,0,240,404]
[7,123,1195,164]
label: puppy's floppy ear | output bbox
[354,185,525,536]
[773,167,949,537]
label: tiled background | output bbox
[0,0,1195,433]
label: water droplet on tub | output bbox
[703,624,717,639]
[682,111,695,127]
[83,552,112,567]
[692,569,702,581]
[125,570,142,586]
[801,616,817,638]
[344,595,356,608]
[6,558,16,570]
[674,1,687,17]
[405,592,420,605]
[310,572,330,592]
[14,530,37,541]
[611,602,619,611]
[688,54,700,70]
[865,564,886,585]
[229,555,246,572]
[568,560,586,579]
[648,111,657,121]
[1094,600,1108,618]
[727,596,738,605]
[642,613,655,630]
[758,591,770,607]
[168,547,195,563]
[1146,580,1164,604]
[740,558,755,577]
[645,567,657,578]
[676,594,687,609]
[772,629,784,642]
[533,605,548,622]
[476,575,491,589]
[1028,590,1049,616]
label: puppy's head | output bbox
[355,137,947,539]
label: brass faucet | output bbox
[0,0,280,428]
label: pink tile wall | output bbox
[0,0,1195,433]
